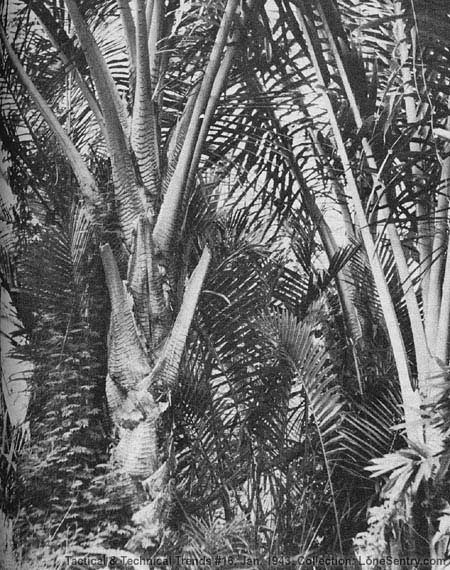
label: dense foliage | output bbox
[1,0,450,568]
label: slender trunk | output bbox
[27,2,107,139]
[428,104,450,364]
[0,22,98,210]
[296,5,423,442]
[308,126,355,240]
[131,0,160,203]
[117,0,137,77]
[247,73,363,350]
[436,224,450,362]
[65,0,144,248]
[394,2,432,335]
[146,0,163,91]
[317,3,431,397]
[152,0,240,261]
[390,5,450,412]
[427,158,450,352]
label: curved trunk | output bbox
[65,0,144,248]
[0,22,99,211]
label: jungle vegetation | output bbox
[1,0,450,568]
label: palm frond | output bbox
[257,307,345,551]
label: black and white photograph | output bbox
[1,1,450,568]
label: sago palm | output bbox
[1,0,358,558]
[0,0,264,551]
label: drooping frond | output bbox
[257,307,345,551]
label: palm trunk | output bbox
[393,2,432,333]
[295,4,423,442]
[316,3,431,396]
[427,157,450,354]
[117,0,137,78]
[3,0,241,550]
[152,0,240,262]
[0,22,99,211]
[98,0,238,547]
